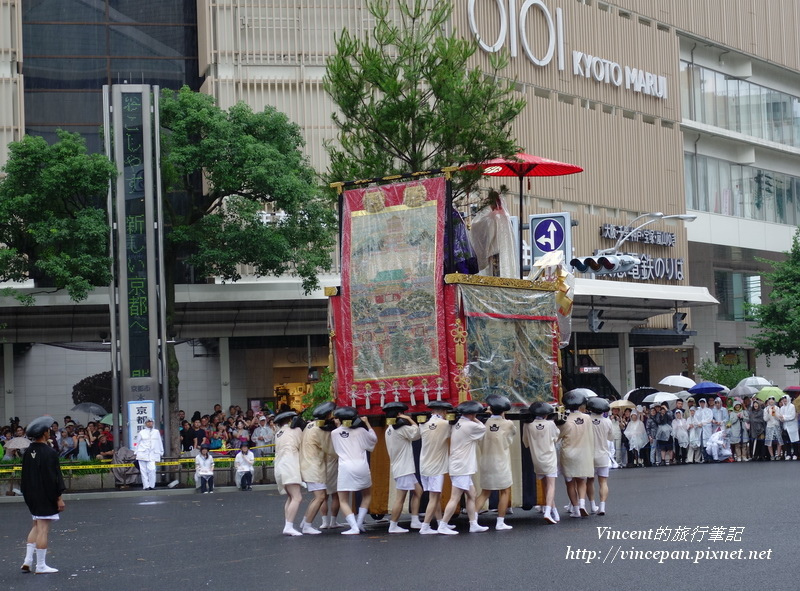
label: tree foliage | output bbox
[72,370,112,411]
[160,86,336,293]
[323,0,525,194]
[694,359,753,389]
[0,131,117,301]
[748,229,800,370]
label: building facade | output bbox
[0,0,799,425]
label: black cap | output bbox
[586,397,610,415]
[333,406,358,421]
[529,401,554,418]
[26,415,55,439]
[311,401,336,419]
[383,402,408,417]
[274,411,297,425]
[200,444,210,451]
[456,400,484,415]
[563,390,587,410]
[485,394,511,414]
[427,401,453,411]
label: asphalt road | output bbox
[0,461,795,591]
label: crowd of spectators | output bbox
[1,416,115,461]
[178,403,278,458]
[610,393,800,466]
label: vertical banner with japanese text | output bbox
[108,85,166,446]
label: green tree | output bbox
[301,367,335,420]
[160,86,336,294]
[0,130,117,302]
[323,0,525,194]
[158,87,336,452]
[0,89,337,453]
[748,230,800,370]
[694,359,753,389]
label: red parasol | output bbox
[468,153,583,278]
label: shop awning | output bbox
[572,278,718,327]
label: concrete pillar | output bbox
[220,337,231,412]
[618,332,634,394]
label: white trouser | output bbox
[140,460,156,488]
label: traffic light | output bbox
[673,312,688,334]
[588,309,605,332]
[569,254,640,275]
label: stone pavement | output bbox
[0,462,794,591]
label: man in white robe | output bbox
[437,401,487,535]
[331,409,378,535]
[475,395,516,530]
[134,418,164,491]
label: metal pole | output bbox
[518,176,524,279]
[103,85,120,450]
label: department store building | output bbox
[0,0,797,424]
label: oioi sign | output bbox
[467,0,668,99]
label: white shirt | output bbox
[420,414,451,476]
[448,418,486,477]
[590,414,614,468]
[385,423,420,479]
[300,422,334,484]
[274,425,303,494]
[134,427,164,462]
[558,411,594,478]
[331,425,378,491]
[234,450,255,474]
[194,454,214,477]
[478,416,516,490]
[522,418,559,475]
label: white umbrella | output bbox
[729,384,758,398]
[609,399,635,410]
[642,392,680,405]
[658,375,696,389]
[737,376,772,389]
[4,436,31,450]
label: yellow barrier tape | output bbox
[0,456,274,475]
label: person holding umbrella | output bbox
[763,397,783,460]
[779,395,799,460]
[19,415,66,574]
[695,399,714,461]
[747,399,767,460]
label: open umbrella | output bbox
[658,375,696,389]
[737,376,772,389]
[642,392,680,406]
[623,387,658,406]
[72,402,108,416]
[566,388,598,399]
[100,413,122,426]
[609,399,635,410]
[729,384,758,398]
[4,436,31,450]
[783,386,800,394]
[469,153,583,278]
[688,381,725,394]
[756,386,785,402]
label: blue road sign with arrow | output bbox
[529,213,572,265]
